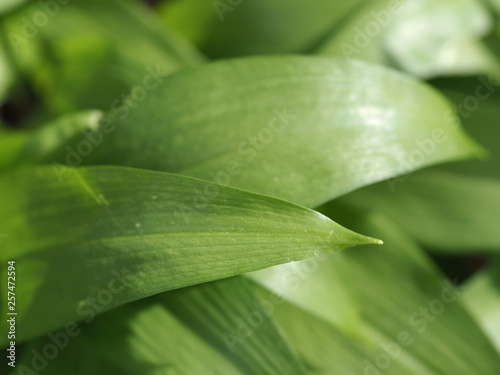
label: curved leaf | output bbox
[253,207,500,374]
[160,0,363,58]
[248,250,365,341]
[16,282,323,375]
[437,76,500,180]
[2,0,203,113]
[463,259,500,352]
[0,165,378,343]
[0,111,104,172]
[14,277,308,375]
[21,110,104,165]
[339,170,500,251]
[317,0,500,79]
[12,334,121,375]
[335,78,500,251]
[43,56,484,208]
[26,210,500,374]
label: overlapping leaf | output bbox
[0,165,377,344]
[333,76,500,251]
[14,278,308,375]
[463,259,500,352]
[2,0,203,114]
[1,2,498,374]
[253,206,500,373]
[338,170,500,251]
[160,0,364,58]
[17,210,500,374]
[436,76,500,179]
[317,0,500,79]
[130,278,306,374]
[31,56,484,208]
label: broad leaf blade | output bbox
[16,278,307,375]
[20,111,104,165]
[0,165,377,343]
[94,302,245,375]
[2,0,203,113]
[160,0,364,58]
[436,76,500,180]
[332,77,500,251]
[43,56,484,208]
[317,0,500,79]
[253,207,500,373]
[252,281,408,375]
[248,252,365,341]
[161,277,307,374]
[339,170,500,251]
[463,259,500,353]
[12,334,121,375]
[0,111,104,172]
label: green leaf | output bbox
[18,110,104,166]
[315,0,398,66]
[0,111,104,172]
[12,334,121,375]
[2,0,203,113]
[42,56,483,208]
[16,284,303,375]
[52,207,500,375]
[160,0,364,58]
[13,203,500,374]
[0,34,16,104]
[252,282,402,375]
[317,0,500,79]
[463,259,500,353]
[436,76,500,180]
[332,77,500,251]
[0,127,28,170]
[480,0,500,15]
[248,251,365,341]
[160,277,307,374]
[339,169,500,251]
[254,206,500,374]
[0,165,378,344]
[14,277,307,375]
[0,0,28,16]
